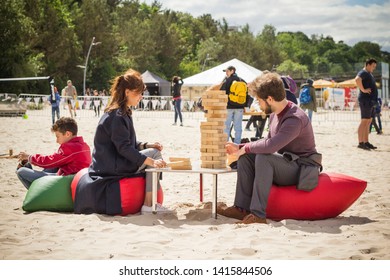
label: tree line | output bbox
[1,0,389,95]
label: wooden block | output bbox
[169,157,191,162]
[200,98,223,103]
[201,148,226,156]
[167,161,192,168]
[226,154,239,166]
[200,144,224,149]
[0,155,18,159]
[201,160,226,165]
[200,140,216,145]
[200,136,226,141]
[200,154,226,160]
[200,129,224,134]
[203,102,227,107]
[170,165,192,170]
[206,109,227,114]
[204,117,227,122]
[204,113,227,118]
[200,126,225,131]
[200,121,225,127]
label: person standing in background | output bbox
[92,89,101,117]
[172,76,184,126]
[221,66,246,144]
[299,78,317,122]
[64,80,77,118]
[355,58,378,150]
[48,86,61,124]
[281,76,298,104]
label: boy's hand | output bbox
[18,152,29,162]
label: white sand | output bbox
[0,111,389,260]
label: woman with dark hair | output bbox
[74,69,169,215]
[172,76,184,126]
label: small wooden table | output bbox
[146,167,236,219]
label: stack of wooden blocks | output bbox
[200,90,228,169]
[168,157,192,170]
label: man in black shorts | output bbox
[355,58,378,150]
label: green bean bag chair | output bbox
[22,175,75,212]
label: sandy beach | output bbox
[0,110,389,261]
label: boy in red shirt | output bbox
[16,117,91,189]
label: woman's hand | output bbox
[147,142,163,151]
[153,159,167,168]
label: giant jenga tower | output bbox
[200,90,228,169]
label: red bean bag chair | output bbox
[266,172,367,220]
[71,168,163,215]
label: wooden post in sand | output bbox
[200,90,228,169]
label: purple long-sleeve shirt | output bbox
[245,102,317,157]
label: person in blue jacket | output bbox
[74,69,169,215]
[48,86,61,124]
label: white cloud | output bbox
[143,0,390,51]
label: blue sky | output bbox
[142,0,390,52]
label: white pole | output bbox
[83,37,95,96]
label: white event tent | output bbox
[181,58,262,100]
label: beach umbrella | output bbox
[337,79,356,88]
[313,79,335,89]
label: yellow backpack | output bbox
[229,80,247,105]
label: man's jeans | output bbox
[224,108,244,144]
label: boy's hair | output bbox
[51,117,78,135]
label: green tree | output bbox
[351,41,382,62]
[256,25,283,71]
[75,0,117,91]
[0,0,37,93]
[276,60,308,79]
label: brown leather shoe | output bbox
[237,213,267,224]
[217,205,249,220]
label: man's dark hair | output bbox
[365,58,377,66]
[51,117,78,135]
[223,66,236,73]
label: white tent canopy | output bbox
[183,58,263,87]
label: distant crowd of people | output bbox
[47,80,111,123]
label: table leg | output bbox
[152,171,158,214]
[199,173,203,202]
[212,174,218,219]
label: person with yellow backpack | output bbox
[220,66,248,144]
